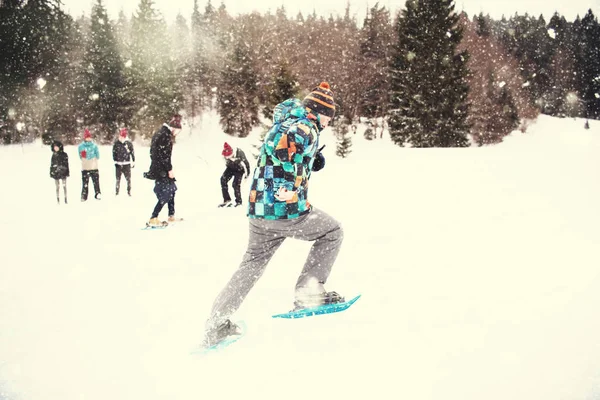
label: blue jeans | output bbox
[151,179,177,218]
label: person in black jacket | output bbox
[218,142,250,207]
[49,140,70,204]
[112,127,135,196]
[144,114,183,227]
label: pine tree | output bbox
[169,13,191,127]
[574,10,600,119]
[497,14,553,112]
[0,0,72,142]
[82,0,130,142]
[187,0,210,122]
[114,10,130,56]
[389,0,471,147]
[335,119,353,157]
[546,13,578,117]
[0,0,25,139]
[218,35,260,137]
[127,0,182,139]
[497,85,520,131]
[474,13,492,37]
[334,3,362,122]
[460,14,537,144]
[359,4,393,119]
[262,60,298,120]
[45,13,87,144]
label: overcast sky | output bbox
[59,0,599,24]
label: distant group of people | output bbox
[49,127,135,204]
[50,114,258,226]
[50,81,347,351]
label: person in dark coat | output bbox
[50,140,70,204]
[144,114,183,227]
[112,127,135,196]
[218,142,250,207]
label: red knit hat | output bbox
[168,114,182,129]
[222,142,233,157]
[119,128,128,138]
[83,129,92,140]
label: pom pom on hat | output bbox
[83,128,92,140]
[302,82,335,118]
[168,114,182,129]
[222,142,233,157]
[119,128,128,138]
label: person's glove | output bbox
[80,150,86,159]
[312,145,326,172]
[131,162,135,169]
[275,186,295,201]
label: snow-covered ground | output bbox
[1,113,599,400]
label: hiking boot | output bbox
[234,201,243,207]
[95,193,102,200]
[294,290,345,310]
[147,217,166,227]
[202,319,242,348]
[218,201,232,208]
[168,215,183,222]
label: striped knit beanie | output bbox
[302,82,335,118]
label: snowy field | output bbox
[1,113,600,400]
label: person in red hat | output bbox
[218,142,250,208]
[112,127,135,196]
[78,128,102,201]
[144,114,183,227]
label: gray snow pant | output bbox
[55,179,67,201]
[205,208,344,329]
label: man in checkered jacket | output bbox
[201,82,345,348]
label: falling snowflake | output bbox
[90,93,99,101]
[125,60,132,68]
[498,81,506,88]
[36,77,46,90]
[547,28,556,39]
[565,92,579,105]
[522,81,530,88]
